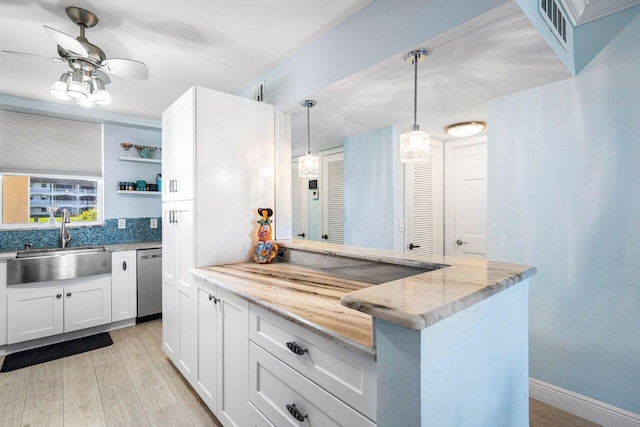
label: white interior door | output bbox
[321,151,344,244]
[445,138,487,258]
[291,160,309,240]
[405,141,444,255]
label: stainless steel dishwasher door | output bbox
[137,248,162,321]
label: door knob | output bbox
[456,239,468,246]
[322,234,328,240]
[409,243,421,250]
[296,232,306,238]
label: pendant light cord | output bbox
[413,54,418,128]
[306,104,311,154]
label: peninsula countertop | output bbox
[191,240,536,359]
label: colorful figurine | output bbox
[253,208,278,264]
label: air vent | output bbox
[540,0,567,48]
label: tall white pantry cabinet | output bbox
[161,86,275,424]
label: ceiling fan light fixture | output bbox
[90,77,112,105]
[298,100,319,178]
[49,72,72,100]
[66,70,89,99]
[444,121,487,138]
[401,49,432,164]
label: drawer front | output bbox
[249,342,375,427]
[250,305,376,420]
[248,402,274,427]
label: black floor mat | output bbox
[1,332,113,372]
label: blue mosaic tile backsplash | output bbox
[0,217,161,251]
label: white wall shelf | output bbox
[117,190,161,196]
[118,156,161,164]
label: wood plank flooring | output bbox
[0,319,599,426]
[0,320,220,427]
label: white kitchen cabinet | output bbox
[249,343,375,427]
[7,286,64,343]
[7,274,111,344]
[195,278,249,427]
[0,260,7,346]
[162,200,196,382]
[111,250,137,322]
[161,86,274,388]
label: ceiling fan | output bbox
[2,6,149,107]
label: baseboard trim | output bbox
[530,378,640,427]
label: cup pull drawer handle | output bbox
[286,341,308,356]
[285,403,308,422]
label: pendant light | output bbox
[299,100,319,178]
[400,49,431,163]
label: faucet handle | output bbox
[24,242,32,250]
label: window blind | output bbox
[0,110,102,176]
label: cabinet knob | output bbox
[285,403,308,422]
[122,261,127,271]
[66,292,72,297]
[56,294,62,299]
[286,341,308,356]
[208,294,220,304]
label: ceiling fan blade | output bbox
[101,58,149,80]
[43,25,88,58]
[2,50,64,61]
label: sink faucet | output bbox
[59,209,71,248]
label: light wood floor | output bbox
[0,320,599,427]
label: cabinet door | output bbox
[162,201,178,360]
[7,287,64,344]
[64,275,112,333]
[195,280,217,409]
[111,250,137,322]
[176,200,197,381]
[216,287,249,427]
[162,88,195,201]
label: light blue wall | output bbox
[487,13,640,414]
[344,126,403,250]
[104,123,162,219]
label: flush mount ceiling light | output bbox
[299,100,319,178]
[445,121,487,138]
[400,48,432,163]
[3,6,149,108]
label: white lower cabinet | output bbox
[7,274,111,344]
[248,402,274,427]
[195,278,249,427]
[249,342,375,427]
[111,250,137,322]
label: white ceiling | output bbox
[289,2,573,157]
[0,0,371,119]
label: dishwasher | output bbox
[137,248,162,323]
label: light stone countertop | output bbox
[193,240,535,359]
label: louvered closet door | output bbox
[322,152,344,244]
[291,160,308,239]
[405,142,443,255]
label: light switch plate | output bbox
[150,218,158,229]
[117,218,126,229]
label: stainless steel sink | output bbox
[8,246,111,285]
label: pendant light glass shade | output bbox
[400,128,431,163]
[400,49,431,164]
[298,100,319,178]
[299,152,319,178]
